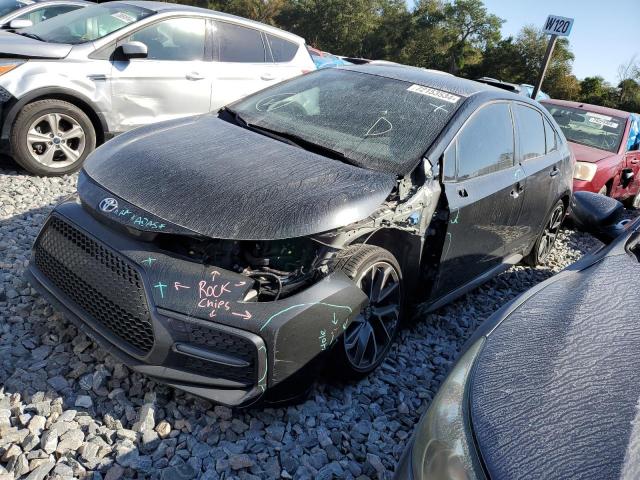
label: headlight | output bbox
[411,339,486,480]
[574,161,598,182]
[0,60,25,76]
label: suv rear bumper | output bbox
[27,199,366,407]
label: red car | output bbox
[541,99,640,206]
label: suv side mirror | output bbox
[571,191,627,244]
[119,41,147,59]
[9,19,33,29]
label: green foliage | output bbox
[174,0,640,112]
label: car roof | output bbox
[541,98,631,119]
[341,64,530,102]
[114,1,305,42]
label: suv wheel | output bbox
[11,99,96,176]
[525,199,566,266]
[331,245,404,378]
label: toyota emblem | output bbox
[99,197,119,213]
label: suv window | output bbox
[215,21,266,63]
[266,34,298,62]
[17,5,82,25]
[514,104,546,160]
[457,103,514,180]
[544,118,558,153]
[127,17,205,61]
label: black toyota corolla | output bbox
[27,65,573,406]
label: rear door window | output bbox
[457,102,515,180]
[266,34,298,62]
[215,21,266,62]
[514,104,546,160]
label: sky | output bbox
[480,0,638,84]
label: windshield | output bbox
[20,3,154,44]
[543,103,626,153]
[0,0,29,17]
[227,69,463,175]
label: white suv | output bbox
[0,1,315,175]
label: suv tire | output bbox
[11,99,96,176]
[330,245,404,379]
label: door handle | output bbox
[631,159,639,165]
[260,73,276,81]
[186,72,205,81]
[457,187,468,198]
[549,166,560,177]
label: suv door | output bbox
[511,103,561,251]
[433,102,525,298]
[210,20,275,110]
[110,16,211,132]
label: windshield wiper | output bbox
[18,32,44,41]
[221,107,358,167]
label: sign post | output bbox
[532,14,574,100]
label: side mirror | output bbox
[570,191,627,244]
[9,19,33,29]
[119,41,147,59]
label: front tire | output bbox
[330,245,404,379]
[524,199,566,266]
[11,99,96,176]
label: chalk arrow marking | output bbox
[174,282,191,291]
[234,281,247,287]
[232,310,252,320]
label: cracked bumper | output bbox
[27,198,366,407]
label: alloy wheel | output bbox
[343,261,401,371]
[26,113,86,169]
[537,203,565,261]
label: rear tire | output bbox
[330,245,404,379]
[11,99,96,176]
[524,199,566,266]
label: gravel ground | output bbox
[0,161,629,480]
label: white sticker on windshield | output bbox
[588,117,618,129]
[407,84,460,104]
[586,112,613,121]
[111,11,136,24]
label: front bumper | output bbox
[27,199,366,407]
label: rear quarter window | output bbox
[267,34,298,62]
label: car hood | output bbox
[470,235,640,479]
[81,115,397,240]
[568,141,617,163]
[0,31,72,59]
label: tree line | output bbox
[184,0,640,112]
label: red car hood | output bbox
[568,141,616,163]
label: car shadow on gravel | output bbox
[0,190,634,480]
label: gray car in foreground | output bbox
[0,1,314,175]
[395,192,640,479]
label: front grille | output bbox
[168,319,258,384]
[34,217,154,354]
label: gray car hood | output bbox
[0,31,72,58]
[81,115,397,240]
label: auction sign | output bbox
[543,15,574,37]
